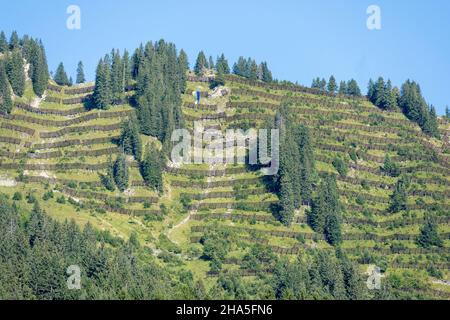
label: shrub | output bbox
[332,157,348,177]
[12,192,22,201]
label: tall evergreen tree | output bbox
[76,61,85,84]
[110,49,124,97]
[9,31,20,51]
[445,106,449,119]
[28,39,49,96]
[178,49,189,93]
[93,58,112,109]
[260,62,272,82]
[417,213,443,248]
[54,62,70,86]
[388,176,409,213]
[346,79,361,96]
[338,81,347,95]
[208,56,215,70]
[122,49,131,89]
[0,31,8,53]
[6,49,25,96]
[99,156,116,191]
[216,54,230,75]
[327,75,337,94]
[113,153,129,192]
[309,175,342,245]
[140,142,164,192]
[0,61,13,114]
[194,51,207,75]
[119,116,142,161]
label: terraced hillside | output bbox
[1,73,449,299]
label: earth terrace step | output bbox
[183,112,273,122]
[316,153,450,176]
[2,109,134,128]
[183,102,218,111]
[180,187,267,200]
[165,166,249,176]
[224,75,367,101]
[191,212,276,222]
[0,147,121,160]
[189,200,276,211]
[40,123,123,138]
[23,175,147,189]
[58,186,158,204]
[0,160,140,171]
[169,176,263,188]
[33,136,119,150]
[191,225,450,242]
[295,215,450,228]
[47,83,95,94]
[0,122,35,136]
[15,102,86,116]
[0,136,22,145]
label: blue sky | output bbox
[1,0,449,114]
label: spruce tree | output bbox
[119,117,142,161]
[122,50,131,89]
[260,62,272,82]
[93,58,112,109]
[445,106,449,120]
[0,31,8,53]
[110,49,124,97]
[216,54,230,75]
[9,31,20,51]
[6,49,25,96]
[382,155,400,177]
[76,61,85,84]
[178,49,189,93]
[327,75,337,94]
[140,142,164,192]
[194,51,207,75]
[346,79,361,96]
[338,81,347,95]
[417,213,443,248]
[208,56,215,70]
[0,61,13,114]
[100,156,116,191]
[113,153,129,192]
[54,62,70,86]
[28,39,49,96]
[388,176,409,213]
[309,175,341,245]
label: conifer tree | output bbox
[446,106,450,120]
[260,62,272,82]
[417,213,443,248]
[122,50,131,89]
[113,153,129,192]
[382,155,400,177]
[216,54,230,74]
[119,116,142,161]
[9,31,19,51]
[0,61,13,114]
[93,58,112,109]
[28,39,49,96]
[309,175,341,245]
[178,49,189,93]
[110,49,124,97]
[208,56,215,70]
[140,142,164,192]
[327,75,337,94]
[194,51,207,75]
[388,176,409,213]
[346,79,361,96]
[6,49,25,96]
[54,62,70,86]
[76,61,85,84]
[338,81,347,95]
[100,156,116,191]
[0,31,8,53]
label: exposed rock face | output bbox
[208,86,230,98]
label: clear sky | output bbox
[1,0,449,114]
